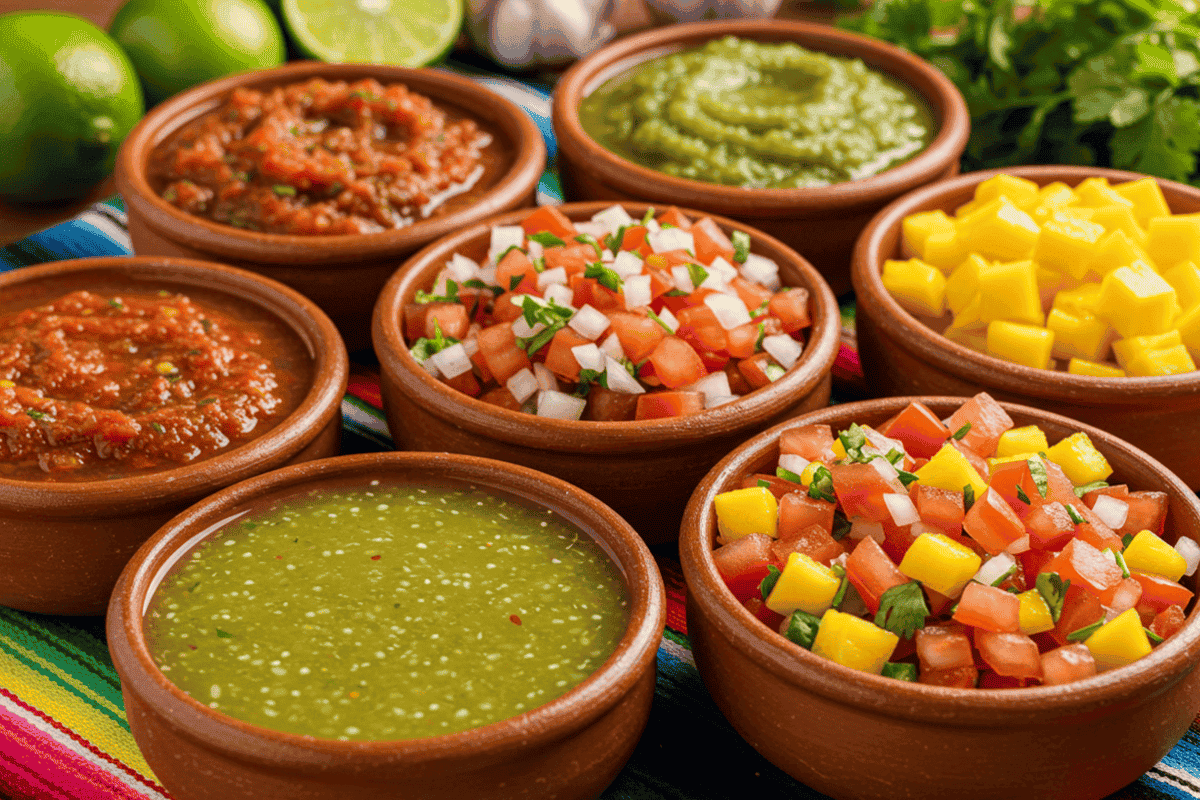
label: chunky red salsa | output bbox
[0,287,309,481]
[149,77,501,235]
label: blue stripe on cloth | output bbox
[0,204,132,273]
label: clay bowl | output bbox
[0,256,347,615]
[552,19,970,295]
[679,396,1200,800]
[107,451,666,800]
[852,165,1200,487]
[115,61,546,351]
[372,201,840,545]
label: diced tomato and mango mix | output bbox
[884,174,1200,377]
[711,392,1196,688]
[403,205,812,421]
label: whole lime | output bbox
[0,12,144,204]
[110,0,286,106]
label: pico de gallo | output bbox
[402,205,812,421]
[711,393,1196,687]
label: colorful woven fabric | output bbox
[1,68,1199,800]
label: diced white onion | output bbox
[533,363,559,393]
[527,239,544,260]
[762,334,803,370]
[1091,495,1129,530]
[868,454,901,484]
[568,304,610,340]
[884,492,921,527]
[624,274,652,310]
[685,370,731,400]
[705,394,739,408]
[536,267,567,291]
[591,204,634,234]
[611,250,645,279]
[602,249,616,263]
[644,217,660,233]
[446,253,480,282]
[1108,580,1141,614]
[740,253,780,291]
[488,226,525,263]
[574,221,607,239]
[505,368,538,403]
[1176,536,1200,577]
[973,553,1016,587]
[778,453,810,477]
[571,343,605,372]
[536,390,587,420]
[430,343,472,379]
[849,520,885,542]
[670,265,694,293]
[479,264,498,287]
[431,269,454,297]
[599,332,625,360]
[604,356,645,394]
[461,338,479,357]
[708,256,738,282]
[417,354,441,378]
[510,316,545,339]
[542,284,575,309]
[704,293,752,330]
[648,227,693,254]
[1004,534,1031,555]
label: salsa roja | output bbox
[148,77,502,235]
[0,287,309,481]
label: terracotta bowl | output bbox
[851,165,1200,488]
[115,61,546,351]
[107,451,666,800]
[552,19,970,295]
[0,256,347,615]
[679,397,1200,800]
[372,201,840,545]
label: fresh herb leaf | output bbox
[463,278,500,293]
[732,230,751,263]
[215,629,233,638]
[881,662,919,682]
[874,581,929,640]
[1036,572,1070,623]
[415,279,460,305]
[687,262,709,290]
[151,422,166,434]
[831,510,852,541]
[1026,455,1050,498]
[198,397,216,406]
[24,409,46,420]
[757,478,771,489]
[838,423,870,463]
[584,262,623,293]
[409,319,460,361]
[963,484,975,511]
[897,469,919,488]
[776,466,803,483]
[574,233,602,258]
[782,609,822,650]
[1015,485,1031,505]
[498,244,525,261]
[604,225,630,255]
[528,231,565,248]
[755,321,767,352]
[759,565,782,600]
[647,307,673,333]
[807,465,836,503]
[522,326,560,357]
[508,274,524,292]
[641,207,655,225]
[1066,503,1086,525]
[951,422,972,440]
[831,563,849,608]
[1074,480,1110,498]
[272,184,297,196]
[1067,620,1104,642]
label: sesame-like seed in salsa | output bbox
[144,482,630,741]
[148,77,501,235]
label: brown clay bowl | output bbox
[679,396,1200,800]
[115,61,546,351]
[552,19,970,295]
[851,165,1200,488]
[107,451,666,800]
[371,201,840,545]
[0,256,347,615]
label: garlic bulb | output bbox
[465,0,616,68]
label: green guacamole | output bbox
[144,482,629,741]
[579,36,933,189]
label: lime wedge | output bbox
[282,0,462,66]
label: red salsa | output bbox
[0,286,310,481]
[148,77,503,235]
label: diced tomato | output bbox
[691,216,735,264]
[422,303,469,341]
[652,249,696,269]
[1040,643,1097,686]
[1039,459,1079,507]
[1119,490,1169,537]
[731,277,773,313]
[963,487,1027,555]
[975,631,1042,679]
[878,402,951,460]
[1024,501,1075,550]
[845,537,907,615]
[620,226,653,258]
[404,302,431,341]
[725,361,753,395]
[479,386,522,411]
[909,484,965,536]
[713,533,774,602]
[1107,577,1144,614]
[607,311,664,362]
[952,438,991,481]
[919,665,978,688]
[1082,484,1129,507]
[771,523,845,567]
[572,278,624,313]
[768,287,811,333]
[1018,547,1056,581]
[658,206,692,229]
[945,392,1013,456]
[779,424,834,461]
[495,248,538,295]
[978,672,1036,689]
[778,493,836,536]
[1132,571,1194,613]
[492,292,524,323]
[634,390,704,420]
[469,349,493,384]
[541,243,595,277]
[738,474,805,500]
[583,387,638,421]
[987,460,1040,517]
[676,325,731,372]
[1050,584,1104,646]
[458,287,493,323]
[829,463,896,522]
[726,317,781,359]
[953,582,1020,633]
[543,327,593,381]
[1151,604,1187,641]
[738,352,781,389]
[1071,502,1123,553]
[742,595,786,630]
[647,336,708,389]
[647,267,673,299]
[1043,538,1123,601]
[924,584,955,616]
[476,323,530,384]
[443,370,480,397]
[521,206,576,239]
[915,624,974,671]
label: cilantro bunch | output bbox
[842,0,1200,183]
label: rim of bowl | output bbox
[0,256,348,513]
[852,164,1200,403]
[371,201,841,453]
[680,396,1200,726]
[107,451,666,768]
[115,62,546,266]
[552,19,970,217]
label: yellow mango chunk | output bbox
[766,552,841,616]
[996,425,1049,458]
[946,254,987,315]
[1044,432,1112,485]
[882,258,946,317]
[713,486,778,541]
[922,227,972,273]
[1176,304,1200,359]
[1084,228,1154,278]
[975,173,1040,207]
[914,443,988,500]
[1045,307,1115,362]
[1113,177,1170,227]
[898,533,982,598]
[1053,283,1102,316]
[987,452,1040,470]
[1095,261,1179,338]
[1030,182,1080,221]
[957,199,1040,262]
[1164,261,1200,312]
[1075,177,1135,210]
[902,210,956,260]
[812,609,899,675]
[1124,530,1188,582]
[987,320,1054,369]
[800,460,824,487]
[1112,331,1195,376]
[1033,214,1107,280]
[1018,589,1056,635]
[1084,608,1153,672]
[1036,266,1074,310]
[1090,204,1146,244]
[977,260,1044,325]
[1067,357,1126,378]
[1145,214,1200,270]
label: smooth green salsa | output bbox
[579,36,933,189]
[145,482,629,741]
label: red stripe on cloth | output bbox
[655,556,689,636]
[347,371,383,410]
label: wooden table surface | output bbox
[0,0,837,246]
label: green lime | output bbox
[110,0,286,106]
[0,12,144,203]
[282,0,462,66]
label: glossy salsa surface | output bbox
[579,36,933,189]
[144,481,630,741]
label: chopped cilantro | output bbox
[897,469,919,488]
[24,409,46,420]
[885,448,904,465]
[574,233,602,258]
[497,244,525,262]
[806,465,835,503]
[521,325,560,357]
[759,565,782,600]
[1066,503,1086,525]
[1035,572,1070,623]
[686,262,709,290]
[328,182,344,195]
[1028,455,1050,498]
[641,207,655,225]
[646,307,673,333]
[574,368,607,397]
[731,230,751,263]
[198,397,216,406]
[782,609,822,650]
[776,466,803,483]
[1109,548,1131,578]
[664,288,688,297]
[584,262,623,293]
[272,184,297,196]
[508,274,524,292]
[200,318,212,332]
[881,662,918,682]
[1015,485,1031,505]
[215,629,233,638]
[831,563,849,608]
[963,484,975,511]
[151,422,166,434]
[463,278,499,293]
[874,581,929,640]
[107,298,123,309]
[409,319,460,361]
[528,231,565,248]
[1074,480,1110,498]
[1066,620,1103,642]
[754,321,767,352]
[604,225,630,254]
[951,422,972,440]
[837,423,869,462]
[414,279,460,305]
[757,478,771,489]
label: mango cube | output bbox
[898,532,982,598]
[1084,608,1152,672]
[1177,304,1200,359]
[1018,589,1056,635]
[1113,177,1170,227]
[914,443,988,498]
[957,199,1040,262]
[943,325,988,352]
[1123,530,1188,581]
[1030,182,1081,222]
[1044,432,1112,485]
[1033,214,1107,280]
[811,609,899,675]
[987,452,1040,471]
[1164,261,1200,312]
[1067,357,1126,378]
[713,486,777,541]
[1113,331,1196,376]
[1036,266,1073,309]
[975,173,1040,208]
[995,425,1049,458]
[977,260,1044,325]
[766,552,841,616]
[1075,177,1135,210]
[1089,204,1146,244]
[903,210,957,260]
[1045,307,1114,362]
[1085,229,1152,278]
[1145,214,1200,270]
[882,258,946,317]
[946,254,986,315]
[922,227,972,273]
[1095,261,1179,338]
[986,320,1054,369]
[1053,283,1102,316]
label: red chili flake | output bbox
[509,614,522,626]
[275,555,283,559]
[371,555,382,561]
[189,644,197,650]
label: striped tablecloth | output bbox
[2,68,1199,800]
